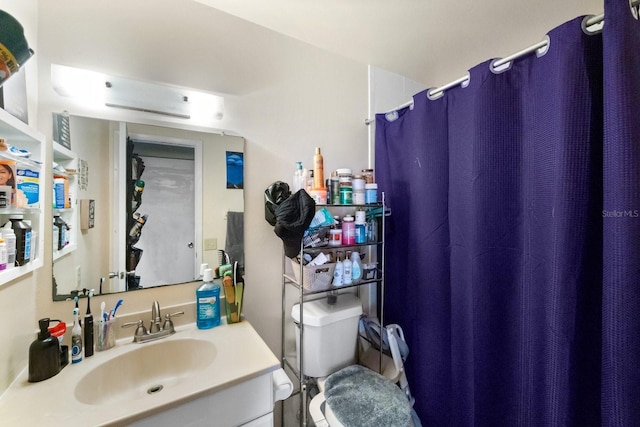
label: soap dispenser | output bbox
[28,318,61,383]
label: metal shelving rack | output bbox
[280,194,386,427]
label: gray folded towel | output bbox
[324,365,412,427]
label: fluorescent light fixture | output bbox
[51,64,224,120]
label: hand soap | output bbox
[196,268,221,329]
[28,318,61,382]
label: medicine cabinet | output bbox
[0,108,45,285]
[52,141,78,259]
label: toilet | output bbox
[291,293,363,378]
[292,293,416,427]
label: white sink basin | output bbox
[74,338,217,405]
[0,321,285,426]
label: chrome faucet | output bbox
[122,301,184,343]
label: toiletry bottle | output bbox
[71,308,83,364]
[2,224,16,268]
[28,318,61,382]
[8,214,30,266]
[333,252,344,287]
[292,162,304,193]
[313,147,325,189]
[343,251,353,285]
[53,214,66,250]
[196,268,221,329]
[84,290,94,357]
[330,172,340,205]
[52,218,59,252]
[306,170,314,193]
[354,210,366,244]
[341,215,355,245]
[350,251,363,284]
[0,237,6,270]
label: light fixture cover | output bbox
[51,64,224,120]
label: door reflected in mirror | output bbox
[52,116,244,300]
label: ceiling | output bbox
[39,0,603,97]
[192,0,603,87]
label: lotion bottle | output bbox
[196,268,221,329]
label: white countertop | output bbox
[0,321,280,426]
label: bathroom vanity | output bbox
[0,321,291,426]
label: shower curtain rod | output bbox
[364,9,621,126]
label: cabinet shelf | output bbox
[283,273,383,295]
[53,243,77,261]
[0,109,45,287]
[0,207,41,216]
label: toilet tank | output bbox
[292,293,363,378]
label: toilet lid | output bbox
[324,365,412,427]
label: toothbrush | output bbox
[84,289,94,357]
[74,296,82,327]
[109,299,124,319]
[101,301,106,322]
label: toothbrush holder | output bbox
[94,318,116,351]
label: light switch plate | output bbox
[204,238,217,251]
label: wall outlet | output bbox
[76,265,81,289]
[204,238,217,251]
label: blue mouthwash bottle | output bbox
[196,268,221,329]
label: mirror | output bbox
[52,116,244,300]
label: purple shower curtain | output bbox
[376,2,639,424]
[602,1,640,426]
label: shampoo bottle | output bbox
[71,308,83,364]
[196,268,221,329]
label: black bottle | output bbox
[28,318,61,382]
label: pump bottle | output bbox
[28,318,61,382]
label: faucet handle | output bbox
[162,311,185,331]
[122,320,147,338]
